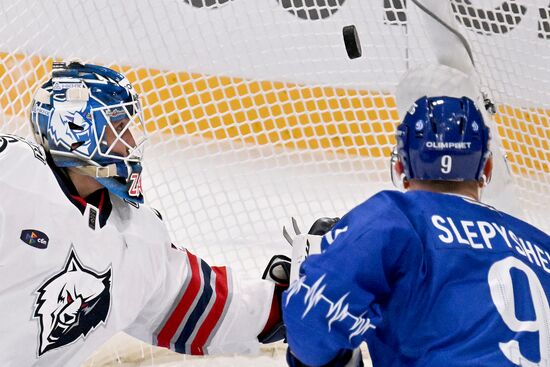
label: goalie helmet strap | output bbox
[69,164,119,178]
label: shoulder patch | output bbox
[20,229,49,249]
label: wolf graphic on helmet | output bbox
[48,106,94,158]
[33,248,112,356]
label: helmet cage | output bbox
[91,100,146,165]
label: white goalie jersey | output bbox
[0,135,274,367]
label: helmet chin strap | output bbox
[69,164,119,178]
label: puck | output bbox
[343,25,362,59]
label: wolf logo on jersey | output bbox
[33,248,112,356]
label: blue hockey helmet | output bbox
[30,61,147,203]
[392,96,491,185]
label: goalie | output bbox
[282,68,550,366]
[0,62,284,366]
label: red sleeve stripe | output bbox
[173,259,215,353]
[156,250,202,348]
[190,266,230,355]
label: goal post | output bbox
[0,1,548,366]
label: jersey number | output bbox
[441,155,452,174]
[488,257,550,366]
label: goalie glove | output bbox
[262,254,291,285]
[258,217,339,344]
[259,254,291,344]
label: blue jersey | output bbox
[283,190,550,367]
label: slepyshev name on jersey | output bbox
[431,215,549,274]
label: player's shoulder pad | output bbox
[0,134,48,166]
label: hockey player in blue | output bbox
[282,95,550,366]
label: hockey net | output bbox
[0,1,548,366]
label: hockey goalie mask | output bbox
[391,96,491,186]
[30,62,147,203]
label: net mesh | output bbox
[0,0,548,365]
